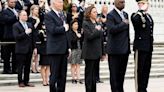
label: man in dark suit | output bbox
[2,0,18,74]
[131,0,154,92]
[13,10,36,87]
[0,1,4,41]
[44,0,70,92]
[106,0,130,92]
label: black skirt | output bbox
[39,55,50,65]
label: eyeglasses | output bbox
[72,6,77,7]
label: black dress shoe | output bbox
[78,80,83,84]
[25,83,35,87]
[2,71,12,74]
[12,71,18,74]
[96,80,103,83]
[19,83,25,87]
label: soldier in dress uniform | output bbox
[131,0,154,92]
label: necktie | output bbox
[23,22,28,30]
[120,12,125,20]
[59,12,64,21]
[12,8,18,16]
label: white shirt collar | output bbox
[114,6,124,15]
[19,20,27,26]
[52,8,60,17]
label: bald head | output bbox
[114,0,125,10]
[51,0,63,11]
[7,0,16,8]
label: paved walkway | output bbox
[0,78,164,92]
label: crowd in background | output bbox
[0,0,154,92]
[0,0,108,87]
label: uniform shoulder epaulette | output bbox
[133,11,146,28]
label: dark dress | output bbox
[68,30,82,64]
[38,29,49,65]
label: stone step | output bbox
[0,72,164,86]
[1,45,164,86]
[1,60,164,72]
[0,65,164,80]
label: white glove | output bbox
[64,23,69,32]
[25,28,32,34]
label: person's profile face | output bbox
[90,8,97,20]
[72,22,79,30]
[54,0,63,11]
[71,4,77,12]
[19,11,28,22]
[138,2,149,11]
[8,0,16,8]
[32,7,39,15]
[115,0,125,10]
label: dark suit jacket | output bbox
[131,10,154,52]
[15,1,23,11]
[44,10,70,54]
[37,29,47,55]
[13,22,36,54]
[0,9,5,41]
[106,9,130,55]
[81,19,103,60]
[2,8,18,41]
[68,30,82,50]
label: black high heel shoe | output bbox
[72,80,77,84]
[31,70,37,73]
[77,80,83,84]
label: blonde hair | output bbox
[30,5,39,17]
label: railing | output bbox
[0,41,164,45]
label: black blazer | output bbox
[2,8,18,41]
[106,9,130,55]
[37,29,47,55]
[0,9,5,41]
[44,10,70,54]
[68,30,82,50]
[81,19,103,60]
[131,10,154,52]
[15,1,23,11]
[13,22,36,54]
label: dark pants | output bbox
[1,44,17,73]
[134,50,152,92]
[108,54,129,92]
[17,53,32,84]
[85,58,99,92]
[95,59,100,81]
[49,54,68,92]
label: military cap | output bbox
[136,0,148,3]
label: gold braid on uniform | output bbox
[39,29,46,38]
[133,11,146,28]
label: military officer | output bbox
[131,0,154,92]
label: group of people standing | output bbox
[0,0,154,92]
[0,0,51,87]
[46,0,154,92]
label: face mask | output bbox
[140,3,148,11]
